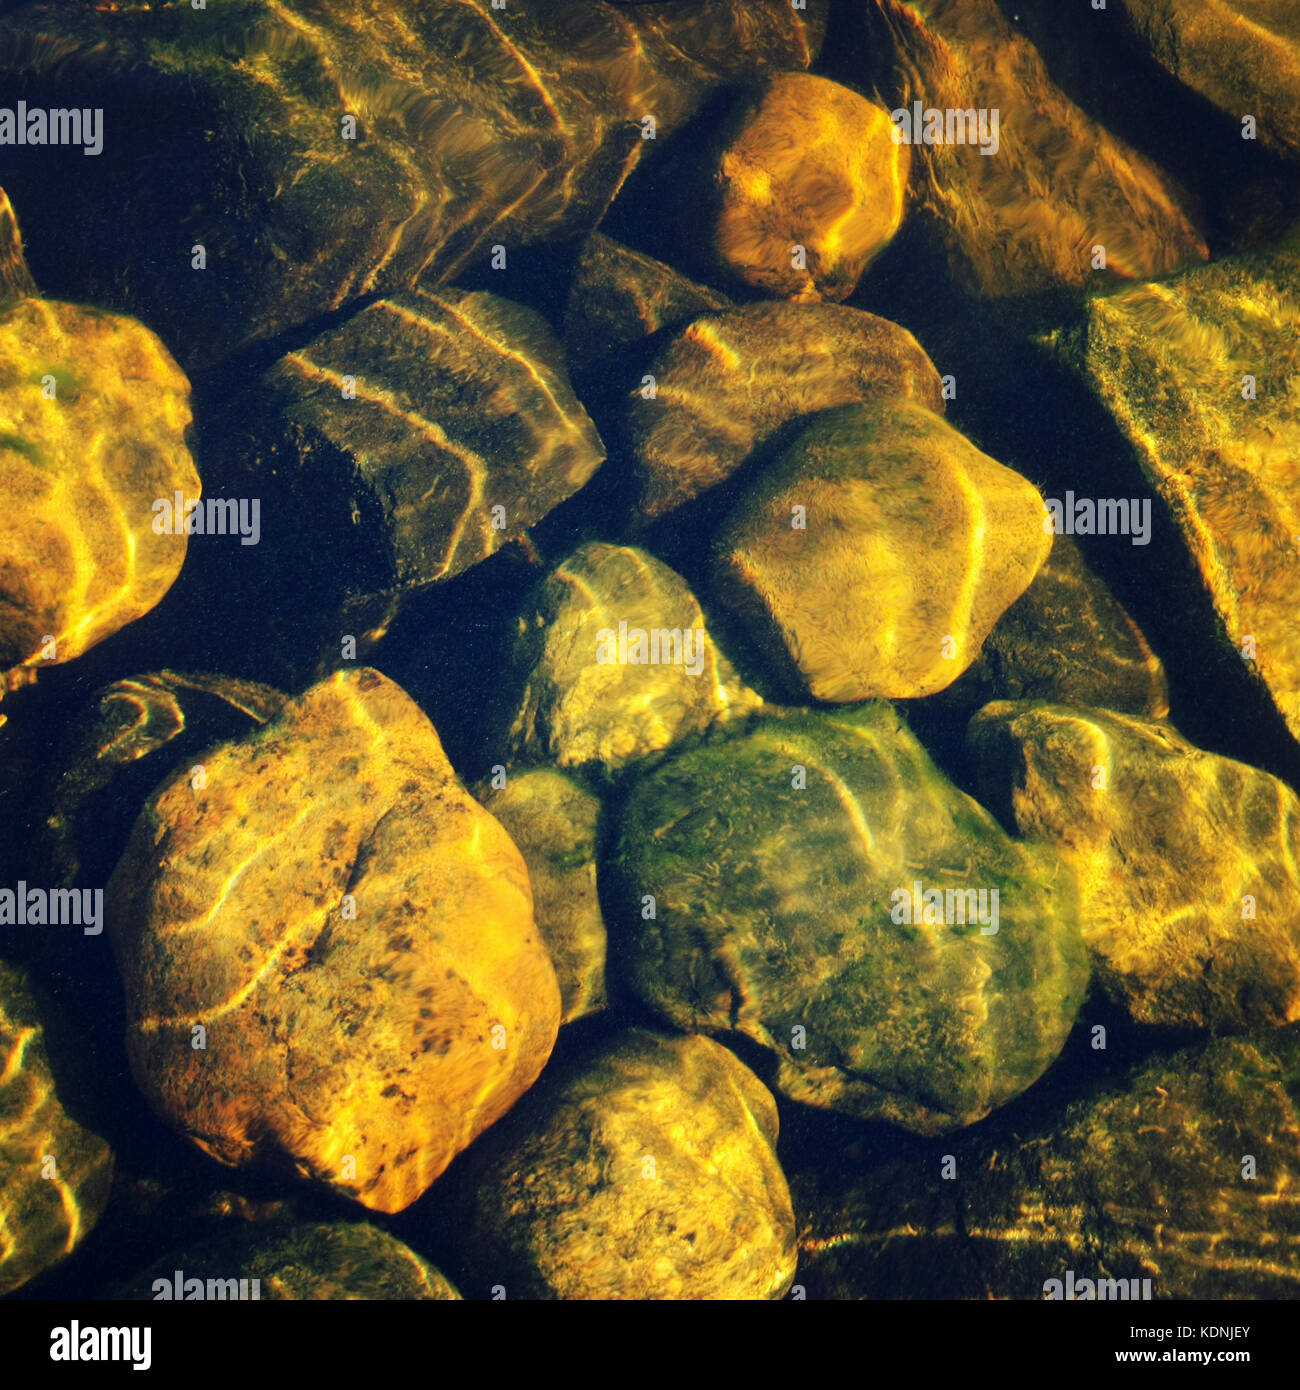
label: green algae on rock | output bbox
[612,703,1088,1135]
[969,700,1300,1031]
[925,535,1170,721]
[471,768,607,1025]
[458,1029,796,1300]
[115,1221,460,1301]
[708,73,909,302]
[107,668,561,1215]
[504,542,762,780]
[0,212,197,681]
[872,0,1206,295]
[795,1030,1300,1300]
[257,287,604,592]
[36,670,287,890]
[1042,233,1300,751]
[563,233,733,388]
[0,961,114,1296]
[712,403,1051,702]
[0,0,822,369]
[626,303,945,521]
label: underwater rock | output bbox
[503,542,761,780]
[969,700,1300,1031]
[712,403,1051,702]
[0,960,114,1296]
[926,535,1170,720]
[106,667,561,1215]
[872,0,1206,295]
[563,233,733,388]
[626,303,945,521]
[255,287,604,593]
[0,240,196,681]
[36,670,286,889]
[458,1029,795,1300]
[1042,232,1300,750]
[1115,0,1300,163]
[115,1220,460,1300]
[0,0,822,368]
[612,702,1088,1135]
[709,73,909,302]
[795,1030,1300,1300]
[0,188,36,304]
[470,768,607,1025]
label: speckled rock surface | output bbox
[613,702,1088,1134]
[107,667,561,1214]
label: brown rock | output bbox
[107,668,561,1214]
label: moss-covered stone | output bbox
[107,668,561,1214]
[471,768,607,1025]
[712,403,1051,702]
[969,700,1300,1030]
[0,961,114,1296]
[613,703,1088,1134]
[458,1029,795,1300]
[115,1220,459,1300]
[504,542,761,780]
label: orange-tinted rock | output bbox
[107,668,561,1214]
[711,73,909,301]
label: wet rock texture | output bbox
[927,536,1170,720]
[613,703,1088,1135]
[36,670,286,889]
[563,233,733,388]
[0,0,822,367]
[471,768,607,1025]
[795,1031,1300,1300]
[1044,232,1300,749]
[504,542,761,779]
[0,240,196,675]
[873,0,1206,294]
[1116,0,1300,162]
[116,1221,460,1300]
[0,961,114,1296]
[458,1030,796,1300]
[969,701,1300,1031]
[626,303,945,521]
[709,73,908,302]
[256,287,604,594]
[106,667,561,1214]
[712,403,1052,702]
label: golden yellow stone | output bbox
[713,73,909,301]
[713,403,1052,702]
[107,668,561,1214]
